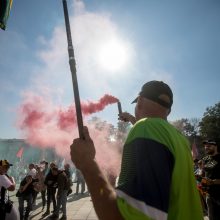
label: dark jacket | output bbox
[44,170,58,188]
[57,171,69,195]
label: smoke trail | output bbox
[58,94,118,129]
[82,94,118,114]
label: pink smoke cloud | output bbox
[17,93,122,177]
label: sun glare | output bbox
[97,39,130,72]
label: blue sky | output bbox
[0,0,220,139]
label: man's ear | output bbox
[137,96,144,104]
[137,96,144,109]
[158,94,171,104]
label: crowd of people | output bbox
[0,159,87,220]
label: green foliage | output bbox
[88,116,131,143]
[171,118,199,137]
[199,102,220,139]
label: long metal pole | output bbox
[62,0,84,139]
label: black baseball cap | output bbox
[203,139,217,146]
[0,160,13,166]
[132,80,173,109]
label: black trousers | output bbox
[41,189,46,207]
[207,195,220,220]
[46,187,56,211]
[0,208,6,220]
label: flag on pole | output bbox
[0,0,13,30]
[16,147,24,158]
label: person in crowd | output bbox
[75,169,85,195]
[27,163,37,179]
[50,167,69,220]
[70,80,203,220]
[202,139,220,220]
[40,160,49,176]
[64,163,71,179]
[42,162,57,217]
[35,165,47,210]
[195,160,205,179]
[27,164,39,209]
[17,174,36,220]
[64,163,73,196]
[25,163,37,208]
[0,160,19,220]
[194,160,207,215]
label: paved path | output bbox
[10,184,98,220]
[10,184,209,220]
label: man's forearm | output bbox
[80,160,124,220]
[20,182,30,192]
[212,179,220,185]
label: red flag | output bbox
[191,140,198,160]
[16,147,24,158]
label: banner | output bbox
[0,0,13,30]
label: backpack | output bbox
[0,186,13,219]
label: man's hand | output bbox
[202,178,215,186]
[118,112,136,124]
[7,176,15,185]
[204,178,220,185]
[70,126,96,171]
[27,177,33,184]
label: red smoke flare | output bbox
[58,94,118,129]
[82,94,118,114]
[19,93,119,133]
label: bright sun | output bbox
[97,39,129,72]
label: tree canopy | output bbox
[199,102,220,140]
[171,118,199,138]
